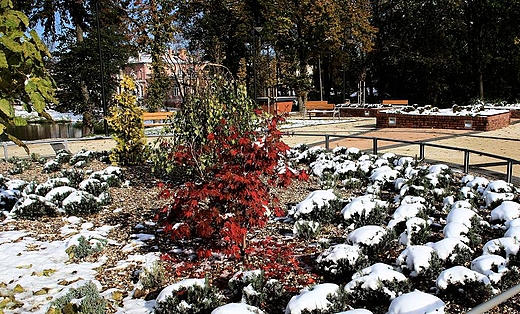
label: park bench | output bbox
[142,111,177,127]
[382,99,408,107]
[306,101,339,119]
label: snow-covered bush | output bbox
[316,244,369,282]
[212,303,265,314]
[70,149,97,164]
[436,266,494,307]
[228,269,283,308]
[45,186,77,206]
[289,190,340,223]
[285,283,339,314]
[387,290,444,314]
[138,261,166,291]
[35,177,71,196]
[341,195,388,229]
[79,178,108,196]
[48,281,105,314]
[11,194,60,219]
[293,220,321,240]
[89,166,122,187]
[7,157,31,175]
[0,188,20,212]
[54,149,72,164]
[344,263,411,312]
[62,190,101,215]
[60,168,85,188]
[397,217,431,246]
[42,159,61,173]
[65,234,108,261]
[396,245,443,279]
[154,278,222,314]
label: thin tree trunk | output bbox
[479,73,484,99]
[76,24,94,135]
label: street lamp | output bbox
[253,26,263,103]
[95,0,108,137]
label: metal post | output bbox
[3,143,8,160]
[464,150,470,173]
[95,0,108,137]
[419,143,425,160]
[319,56,323,101]
[325,135,330,150]
[373,138,378,155]
[506,160,513,183]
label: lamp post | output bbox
[253,26,263,103]
[95,0,108,137]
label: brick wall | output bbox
[376,111,511,131]
[339,108,383,117]
[511,109,520,118]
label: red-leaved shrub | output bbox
[157,112,307,258]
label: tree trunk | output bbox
[479,72,484,99]
[76,24,94,135]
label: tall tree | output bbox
[269,0,376,110]
[50,1,135,134]
[127,0,176,112]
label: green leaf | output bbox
[0,50,7,68]
[0,98,13,117]
[0,123,5,135]
[29,30,50,57]
[0,36,22,52]
[11,10,29,27]
[13,116,27,126]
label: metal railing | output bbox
[286,132,520,184]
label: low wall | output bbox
[511,109,520,118]
[339,107,385,117]
[261,101,292,115]
[376,111,511,131]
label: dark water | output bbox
[6,123,83,141]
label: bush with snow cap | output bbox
[212,303,265,314]
[228,269,283,309]
[344,263,411,312]
[482,237,520,259]
[341,195,388,228]
[293,220,321,239]
[45,186,77,206]
[387,290,445,314]
[387,202,426,228]
[79,178,108,196]
[436,266,494,307]
[285,283,339,314]
[289,189,340,223]
[42,159,62,173]
[470,254,507,283]
[336,310,373,314]
[490,201,520,222]
[62,190,101,216]
[316,244,369,282]
[347,225,387,247]
[155,278,222,314]
[34,177,71,196]
[427,238,473,264]
[60,168,85,188]
[397,217,431,246]
[397,245,443,279]
[11,194,61,219]
[0,188,20,212]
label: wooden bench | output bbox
[306,101,339,119]
[382,99,409,106]
[142,111,177,127]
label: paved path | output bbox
[283,117,520,184]
[3,117,520,184]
